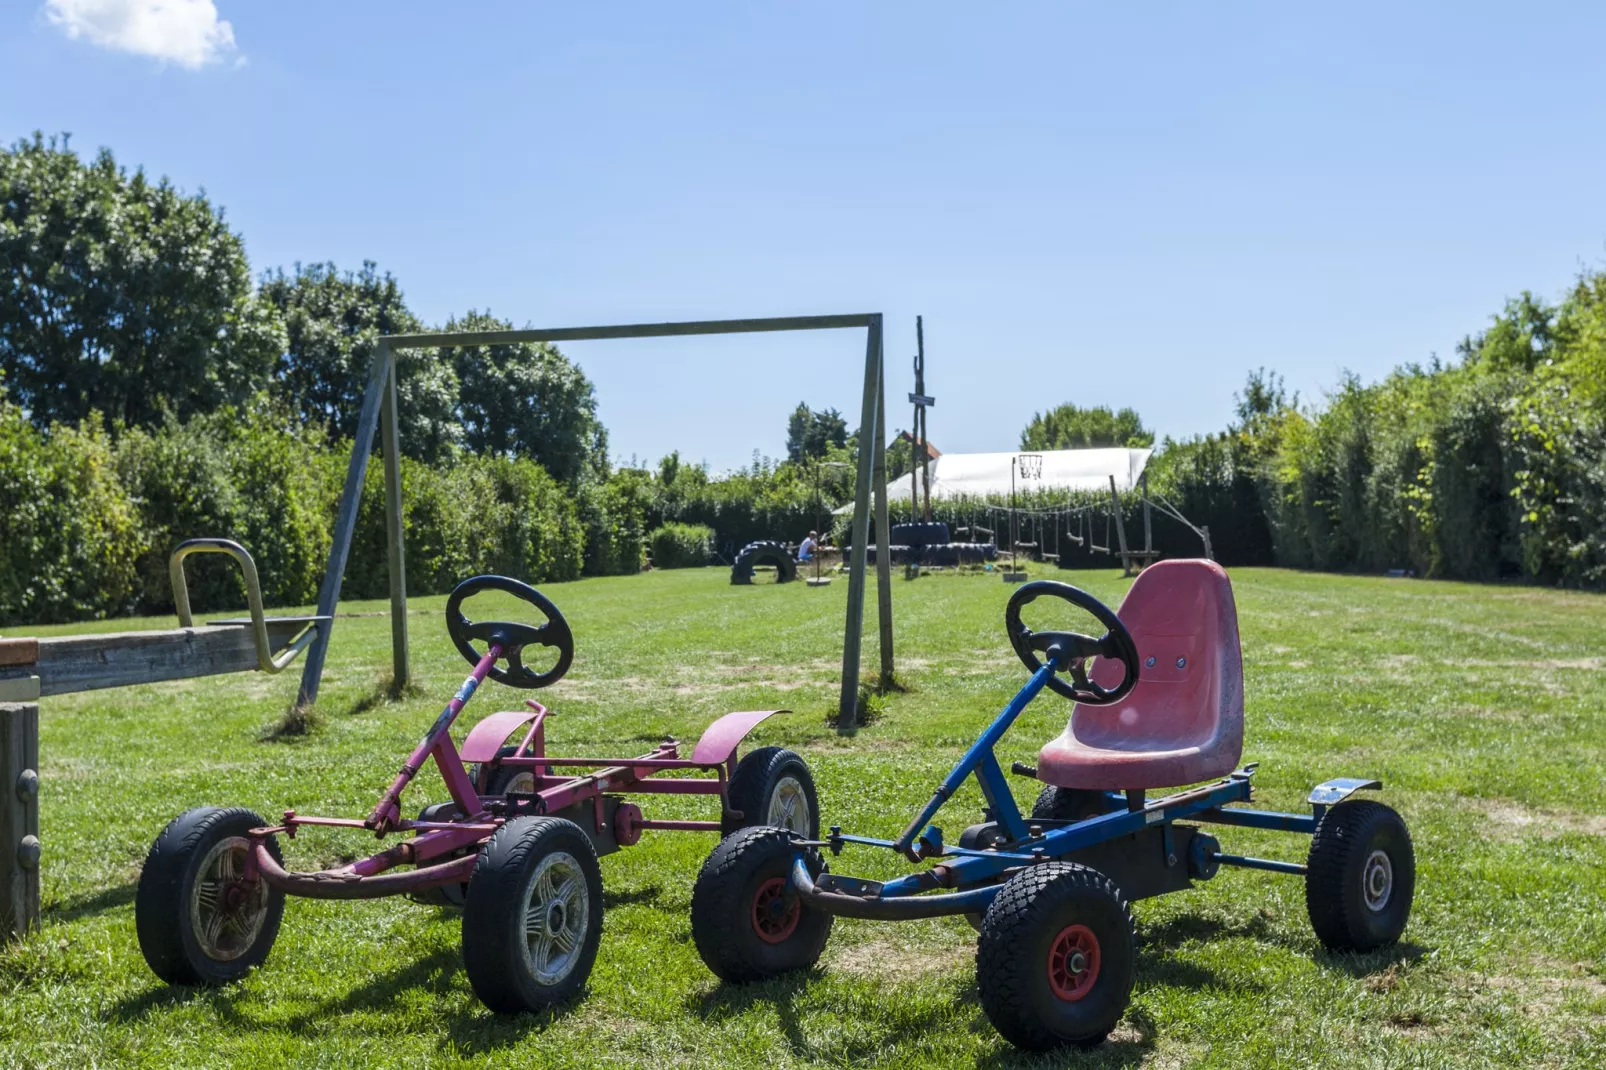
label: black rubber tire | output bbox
[722,747,820,839]
[691,826,833,983]
[135,806,285,986]
[1305,800,1415,952]
[730,541,798,584]
[462,816,604,1013]
[976,862,1135,1052]
[1031,786,1115,822]
[891,522,950,548]
[479,745,552,797]
[408,802,470,908]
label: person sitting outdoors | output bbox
[798,530,819,562]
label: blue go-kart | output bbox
[689,560,1415,1051]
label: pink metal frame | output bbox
[245,647,783,900]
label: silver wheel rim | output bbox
[503,770,537,794]
[767,775,810,835]
[522,851,588,986]
[1362,848,1393,911]
[190,836,269,961]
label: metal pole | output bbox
[297,341,393,709]
[380,356,410,690]
[872,345,895,685]
[838,318,883,731]
[916,315,932,522]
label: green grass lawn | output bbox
[3,566,1604,1068]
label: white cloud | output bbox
[44,0,239,69]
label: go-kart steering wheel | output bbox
[1005,580,1141,704]
[445,575,574,689]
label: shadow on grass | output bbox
[603,884,665,910]
[1138,912,1430,979]
[972,1007,1159,1070]
[111,945,580,1051]
[44,881,137,922]
[691,969,896,1062]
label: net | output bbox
[1017,453,1044,479]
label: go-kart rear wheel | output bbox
[135,806,285,986]
[976,862,1134,1051]
[691,826,832,983]
[1031,786,1114,822]
[723,747,819,839]
[1305,800,1415,951]
[462,816,603,1012]
[407,802,470,908]
[474,745,552,796]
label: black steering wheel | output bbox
[1005,580,1141,704]
[445,575,574,689]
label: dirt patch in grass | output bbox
[831,933,970,983]
[1474,798,1606,839]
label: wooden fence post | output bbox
[1,638,40,939]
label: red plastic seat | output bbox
[1036,559,1244,791]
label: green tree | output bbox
[1020,403,1154,450]
[259,261,460,461]
[785,403,848,462]
[442,310,608,486]
[0,133,282,430]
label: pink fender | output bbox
[691,710,788,766]
[461,705,546,763]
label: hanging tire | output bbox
[690,826,833,983]
[1031,786,1115,822]
[1305,800,1415,952]
[976,862,1135,1051]
[135,806,286,986]
[722,747,819,839]
[462,816,603,1012]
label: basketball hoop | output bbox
[1017,453,1044,480]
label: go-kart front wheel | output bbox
[691,826,832,983]
[461,816,603,1012]
[1305,799,1415,951]
[976,862,1135,1051]
[135,806,285,986]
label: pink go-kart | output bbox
[135,576,817,1011]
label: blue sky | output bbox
[5,2,1604,472]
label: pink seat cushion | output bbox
[1036,559,1244,791]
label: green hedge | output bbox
[649,523,714,568]
[0,402,140,625]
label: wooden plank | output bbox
[383,313,875,350]
[0,640,38,668]
[381,355,411,689]
[0,626,294,697]
[1,702,39,939]
[838,320,882,732]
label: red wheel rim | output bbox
[1047,923,1101,1001]
[751,877,800,944]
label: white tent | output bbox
[926,448,1152,499]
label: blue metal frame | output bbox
[795,657,1375,920]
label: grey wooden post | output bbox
[1141,471,1153,554]
[871,336,894,684]
[380,356,410,690]
[297,341,394,709]
[1109,474,1132,575]
[838,317,884,731]
[1,700,39,940]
